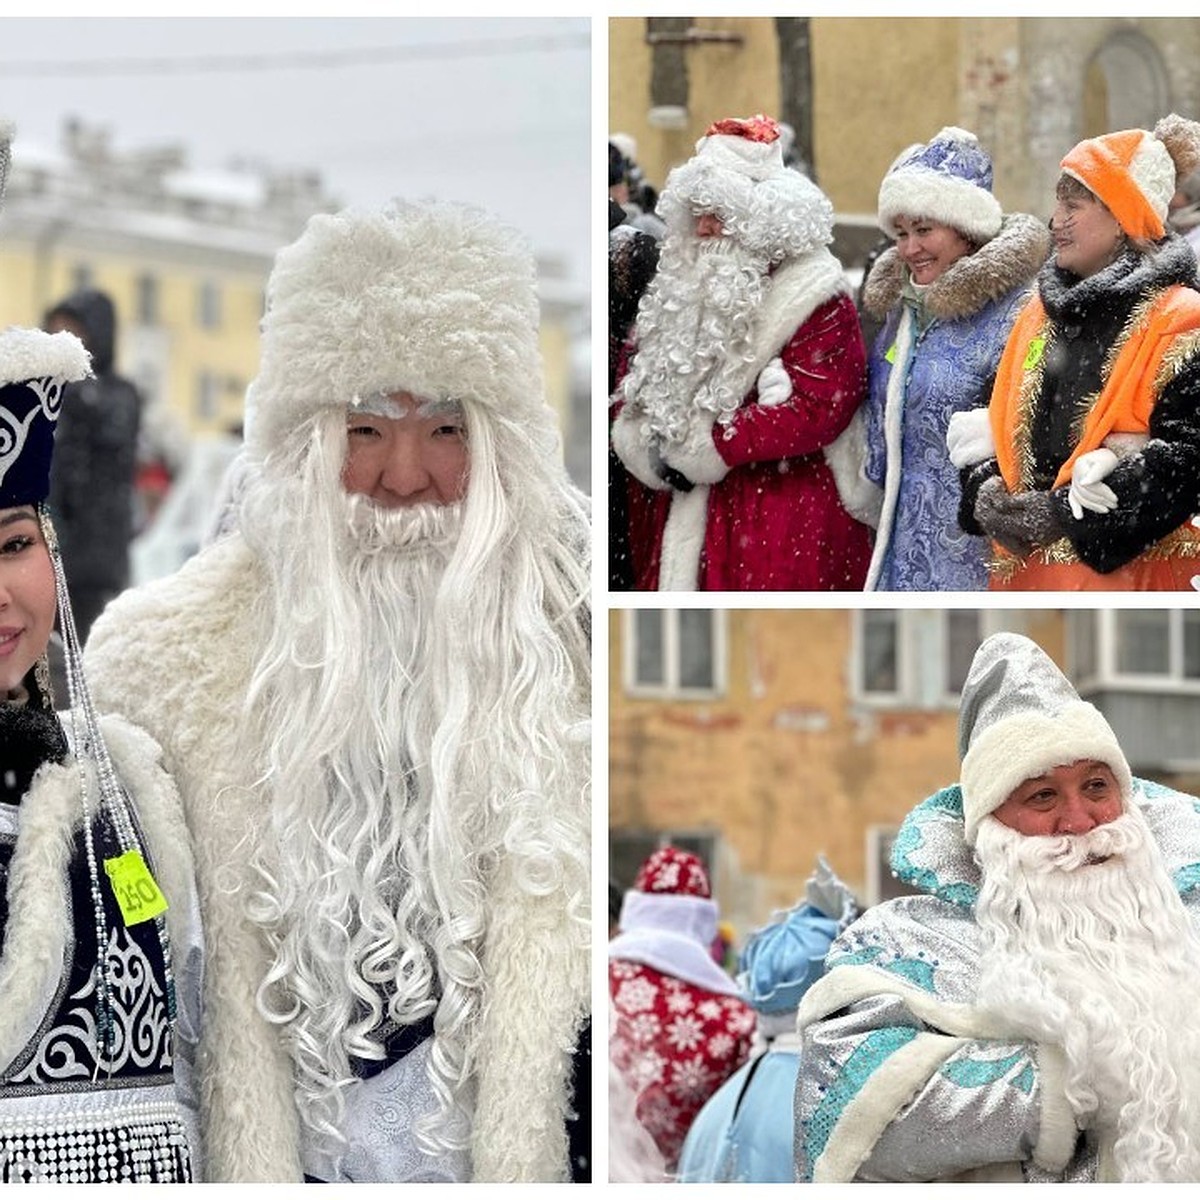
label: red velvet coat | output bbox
[622,292,872,591]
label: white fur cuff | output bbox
[823,408,883,528]
[662,426,729,486]
[1033,1043,1078,1173]
[611,406,669,491]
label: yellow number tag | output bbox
[1022,336,1046,371]
[884,342,898,365]
[104,850,168,926]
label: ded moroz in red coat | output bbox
[619,254,872,591]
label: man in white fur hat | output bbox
[84,199,591,1183]
[796,632,1200,1183]
[610,113,873,591]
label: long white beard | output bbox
[974,807,1200,1181]
[233,409,591,1166]
[619,233,770,445]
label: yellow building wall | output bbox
[0,243,264,435]
[812,18,961,215]
[610,609,1066,922]
[610,17,781,196]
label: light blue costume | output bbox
[677,862,853,1183]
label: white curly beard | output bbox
[619,232,770,447]
[974,808,1200,1181]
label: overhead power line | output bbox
[0,31,589,78]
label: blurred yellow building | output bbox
[611,16,1200,268]
[0,120,587,482]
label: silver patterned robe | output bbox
[795,778,1200,1183]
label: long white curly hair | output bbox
[234,400,590,1162]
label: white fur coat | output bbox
[84,534,586,1182]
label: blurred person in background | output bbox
[609,846,756,1175]
[43,288,142,640]
[678,860,855,1183]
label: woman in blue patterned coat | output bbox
[858,127,1048,590]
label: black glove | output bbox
[974,475,1063,557]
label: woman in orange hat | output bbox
[958,114,1200,590]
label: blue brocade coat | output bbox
[861,213,1049,591]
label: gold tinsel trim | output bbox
[989,523,1200,581]
[1013,315,1053,491]
[1153,326,1200,394]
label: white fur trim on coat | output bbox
[864,305,919,590]
[824,407,883,529]
[658,485,710,591]
[960,701,1132,844]
[611,402,669,491]
[661,422,728,485]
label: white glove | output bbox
[660,423,729,485]
[755,357,792,407]
[1068,448,1119,520]
[946,408,995,469]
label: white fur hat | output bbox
[245,198,543,457]
[958,633,1132,845]
[877,126,1003,244]
[657,114,835,262]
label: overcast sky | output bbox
[0,16,590,287]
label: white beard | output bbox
[233,409,591,1167]
[619,233,770,445]
[974,807,1200,1181]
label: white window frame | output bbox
[1072,609,1200,696]
[622,608,727,700]
[851,610,1017,709]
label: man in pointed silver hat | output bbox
[86,199,591,1183]
[796,632,1200,1183]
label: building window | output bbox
[71,263,92,291]
[1108,610,1200,684]
[197,280,221,330]
[136,274,159,326]
[624,608,725,698]
[854,610,1012,707]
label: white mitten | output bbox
[755,357,792,407]
[611,405,669,491]
[661,423,729,485]
[946,408,995,469]
[1068,448,1119,520]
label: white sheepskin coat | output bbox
[84,533,585,1182]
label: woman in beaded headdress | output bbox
[958,113,1200,590]
[0,325,204,1181]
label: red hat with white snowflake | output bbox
[634,846,712,898]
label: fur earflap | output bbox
[246,199,543,458]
